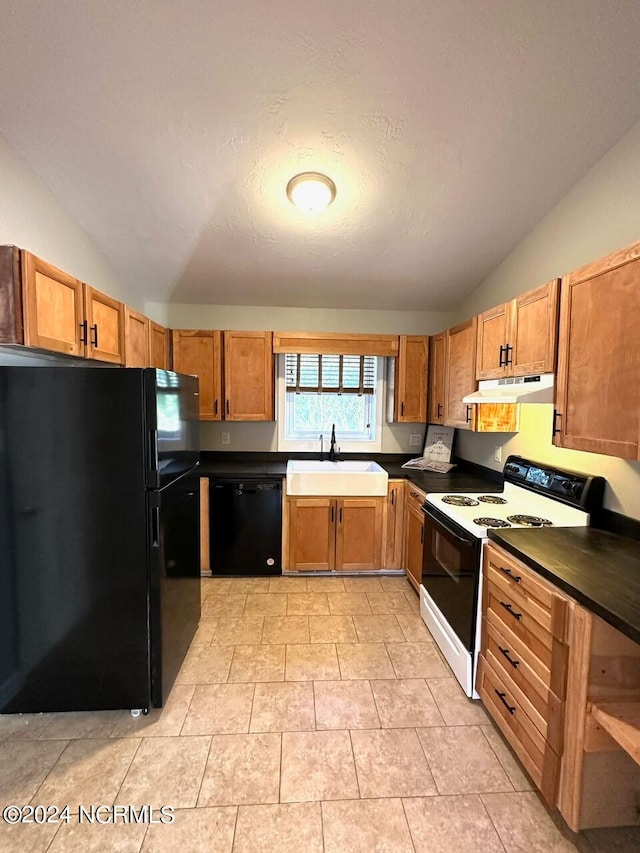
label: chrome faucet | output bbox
[329,423,339,461]
[319,434,324,460]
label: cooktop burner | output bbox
[442,495,480,507]
[473,517,511,528]
[478,495,507,505]
[507,514,553,527]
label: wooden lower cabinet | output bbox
[404,503,424,591]
[288,496,384,571]
[384,480,405,569]
[335,499,384,571]
[288,498,336,571]
[478,543,569,806]
[403,485,426,592]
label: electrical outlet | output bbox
[494,445,502,463]
[221,432,231,446]
[410,433,422,447]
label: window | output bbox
[277,354,383,451]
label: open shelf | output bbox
[591,702,640,766]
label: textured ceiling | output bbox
[1,1,640,310]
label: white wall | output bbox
[144,303,453,336]
[455,119,640,519]
[146,302,453,453]
[0,134,138,308]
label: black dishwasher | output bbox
[209,479,282,576]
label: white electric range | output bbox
[418,456,605,698]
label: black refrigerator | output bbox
[0,366,201,714]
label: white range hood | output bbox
[462,374,555,404]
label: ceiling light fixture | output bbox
[286,172,336,213]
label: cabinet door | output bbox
[84,285,125,364]
[510,279,559,377]
[555,243,640,460]
[405,503,424,591]
[476,303,510,380]
[393,335,428,422]
[124,307,150,367]
[289,498,335,571]
[335,498,384,571]
[149,320,170,370]
[22,251,85,356]
[171,330,222,421]
[384,481,405,569]
[224,331,274,420]
[428,332,446,424]
[444,317,477,430]
[0,245,24,344]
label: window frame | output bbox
[276,354,385,453]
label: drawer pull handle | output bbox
[495,689,516,715]
[500,601,522,620]
[499,567,521,583]
[498,646,519,669]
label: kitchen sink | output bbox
[286,460,389,496]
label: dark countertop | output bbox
[198,452,503,495]
[488,527,640,645]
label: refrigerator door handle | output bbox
[151,506,160,547]
[148,429,159,474]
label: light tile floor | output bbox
[1,575,639,852]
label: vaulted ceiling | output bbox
[2,1,640,310]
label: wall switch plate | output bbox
[221,432,231,446]
[410,433,423,447]
[494,445,502,463]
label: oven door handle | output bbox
[422,507,475,546]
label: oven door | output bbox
[421,504,482,653]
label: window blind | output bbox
[285,353,376,395]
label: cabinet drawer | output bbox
[477,654,560,804]
[486,582,554,669]
[484,623,564,753]
[406,485,426,513]
[484,543,556,612]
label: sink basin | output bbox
[286,460,389,496]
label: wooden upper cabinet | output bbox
[444,317,477,430]
[476,280,559,380]
[289,498,335,571]
[428,332,446,424]
[149,321,170,370]
[123,307,149,367]
[224,331,274,421]
[22,251,85,356]
[510,280,559,376]
[476,302,511,380]
[392,335,428,422]
[84,285,125,364]
[554,242,640,460]
[335,498,384,571]
[0,246,24,344]
[171,329,222,421]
